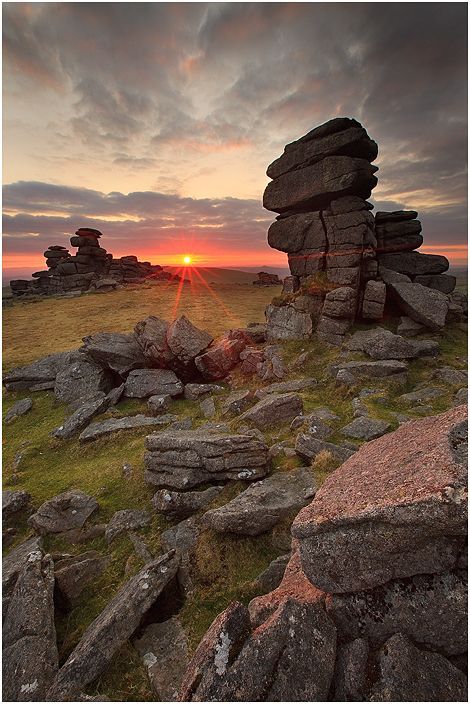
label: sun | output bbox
[183,255,192,265]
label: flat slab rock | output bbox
[46,551,180,701]
[345,328,439,360]
[152,486,224,519]
[340,416,391,441]
[79,413,177,442]
[389,281,449,331]
[144,431,269,490]
[104,509,151,544]
[29,490,98,535]
[124,368,183,398]
[2,489,31,524]
[238,392,303,429]
[292,405,467,593]
[204,468,316,536]
[4,398,33,424]
[4,351,75,390]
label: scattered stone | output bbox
[161,517,200,596]
[295,434,356,464]
[221,389,254,415]
[331,359,408,384]
[79,413,177,442]
[105,383,125,406]
[4,398,33,424]
[147,394,171,415]
[255,554,290,593]
[347,327,439,360]
[52,395,110,439]
[292,406,467,593]
[454,387,468,406]
[2,489,31,524]
[124,368,183,398]
[128,532,153,563]
[152,486,224,519]
[204,468,316,535]
[434,366,468,386]
[199,396,216,418]
[57,523,107,545]
[340,416,390,441]
[144,431,269,489]
[55,551,110,603]
[29,490,98,535]
[133,617,189,701]
[105,509,151,544]
[184,383,224,401]
[4,351,76,391]
[239,392,303,429]
[397,386,445,405]
[47,552,180,701]
[254,377,317,398]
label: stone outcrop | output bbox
[263,117,461,344]
[29,490,99,535]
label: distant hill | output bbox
[166,266,284,284]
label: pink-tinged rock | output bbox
[292,406,468,593]
[194,336,245,380]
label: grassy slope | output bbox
[2,283,468,700]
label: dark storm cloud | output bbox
[2,2,467,256]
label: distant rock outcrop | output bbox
[263,117,465,344]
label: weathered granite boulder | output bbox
[265,303,313,341]
[339,416,391,441]
[238,392,303,429]
[2,490,31,524]
[152,486,224,519]
[397,386,445,405]
[3,551,58,702]
[147,394,171,415]
[54,551,110,603]
[379,250,449,277]
[80,332,148,375]
[221,389,254,415]
[389,281,449,330]
[4,398,33,424]
[332,638,369,702]
[184,383,224,401]
[52,395,111,439]
[204,468,316,535]
[362,279,386,319]
[292,406,467,593]
[369,633,467,702]
[415,273,456,294]
[144,431,269,489]
[134,315,173,366]
[2,536,42,612]
[54,353,114,405]
[167,315,213,378]
[255,554,290,593]
[295,434,356,464]
[47,551,180,701]
[434,366,468,386]
[124,369,183,398]
[268,211,326,253]
[346,327,439,360]
[195,336,245,380]
[104,509,151,544]
[29,490,99,535]
[79,413,176,442]
[4,351,76,391]
[331,359,408,384]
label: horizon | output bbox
[3,2,468,275]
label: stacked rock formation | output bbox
[263,117,460,345]
[10,228,172,297]
[253,271,282,286]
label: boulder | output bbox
[292,406,467,593]
[55,551,110,603]
[2,489,31,524]
[322,287,356,319]
[369,633,467,702]
[52,395,110,439]
[389,281,449,331]
[80,332,148,375]
[29,490,99,535]
[4,398,33,424]
[326,570,467,656]
[254,377,317,398]
[79,413,177,442]
[348,327,439,360]
[433,366,468,386]
[4,351,76,391]
[2,536,42,611]
[134,316,173,366]
[124,369,183,398]
[295,434,356,464]
[397,315,426,336]
[147,394,171,415]
[332,638,369,702]
[152,486,224,519]
[54,353,114,405]
[415,273,456,294]
[238,392,303,429]
[361,280,386,319]
[255,554,290,593]
[104,509,151,544]
[160,517,200,596]
[316,315,351,346]
[204,468,316,535]
[133,617,189,701]
[265,303,313,341]
[397,386,445,405]
[267,211,326,253]
[194,337,245,380]
[47,552,180,701]
[339,416,391,441]
[184,383,224,401]
[379,251,449,277]
[167,315,213,377]
[199,396,216,418]
[3,552,58,702]
[144,431,269,490]
[331,359,408,383]
[221,389,254,415]
[378,265,411,284]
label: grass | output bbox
[2,281,467,700]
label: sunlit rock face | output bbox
[263,117,456,345]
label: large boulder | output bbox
[124,369,183,398]
[265,304,313,341]
[54,353,114,405]
[292,406,467,593]
[346,328,439,360]
[152,486,223,519]
[194,336,245,380]
[2,536,42,612]
[29,490,99,535]
[79,413,177,442]
[2,490,31,524]
[80,332,148,375]
[144,431,269,490]
[4,351,76,391]
[389,281,449,331]
[47,552,180,701]
[166,315,213,379]
[203,468,316,535]
[378,251,449,277]
[267,211,326,253]
[238,392,303,429]
[134,315,173,366]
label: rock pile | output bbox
[253,271,282,286]
[10,228,173,297]
[263,117,463,344]
[180,405,468,701]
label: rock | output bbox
[46,551,180,701]
[454,388,468,406]
[379,266,411,284]
[161,517,200,596]
[199,396,216,418]
[316,314,352,346]
[4,351,78,391]
[322,286,356,319]
[397,386,445,405]
[79,413,177,442]
[55,551,110,603]
[340,416,391,441]
[129,532,153,563]
[170,418,193,431]
[2,490,31,524]
[348,327,439,360]
[147,394,171,415]
[292,406,467,593]
[255,554,290,593]
[2,536,42,611]
[376,210,418,223]
[52,395,110,439]
[268,211,326,253]
[194,336,244,380]
[167,315,213,377]
[4,398,33,424]
[263,155,378,213]
[152,486,224,519]
[59,523,107,545]
[133,617,189,700]
[198,421,231,433]
[397,315,426,336]
[204,468,316,535]
[29,490,98,535]
[124,368,183,398]
[221,389,254,415]
[239,346,265,375]
[434,366,468,386]
[331,359,408,383]
[308,407,340,422]
[238,392,303,429]
[134,315,173,366]
[254,377,317,398]
[362,280,386,319]
[389,281,449,330]
[326,570,467,656]
[379,251,449,277]
[80,332,148,375]
[295,434,356,464]
[257,345,287,380]
[265,304,313,341]
[333,638,369,702]
[144,431,269,489]
[106,383,125,406]
[54,353,114,406]
[184,383,224,401]
[3,552,58,702]
[414,273,456,294]
[105,509,151,544]
[369,633,467,702]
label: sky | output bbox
[2,1,468,278]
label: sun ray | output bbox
[191,266,243,327]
